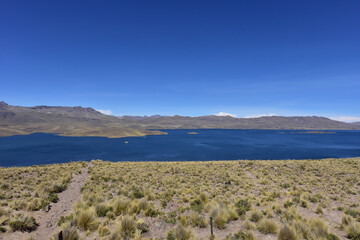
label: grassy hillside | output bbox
[1,158,359,240]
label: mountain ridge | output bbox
[0,101,359,138]
[0,102,165,138]
[118,114,360,130]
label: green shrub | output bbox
[10,215,38,232]
[235,199,251,216]
[283,199,294,208]
[95,204,112,217]
[145,207,161,217]
[48,193,59,203]
[345,209,360,219]
[249,211,263,223]
[345,222,360,240]
[190,199,203,213]
[189,212,207,228]
[137,221,149,233]
[300,200,308,208]
[58,215,73,226]
[49,184,66,193]
[132,187,144,199]
[327,233,340,240]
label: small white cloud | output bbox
[243,113,277,118]
[330,116,360,123]
[96,109,113,115]
[215,112,237,117]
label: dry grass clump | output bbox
[117,215,136,239]
[257,219,278,234]
[167,224,194,240]
[341,215,360,239]
[225,230,255,240]
[278,225,297,240]
[75,207,98,231]
[50,222,79,240]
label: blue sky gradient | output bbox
[1,1,359,121]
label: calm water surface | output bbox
[0,129,360,167]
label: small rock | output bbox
[45,205,51,212]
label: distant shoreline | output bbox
[2,128,357,138]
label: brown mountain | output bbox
[118,114,360,130]
[353,122,360,126]
[0,101,164,138]
[1,101,359,138]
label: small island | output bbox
[188,132,198,134]
[299,131,336,134]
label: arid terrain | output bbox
[1,158,359,240]
[1,101,359,139]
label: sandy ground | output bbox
[1,164,90,240]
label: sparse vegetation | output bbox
[0,158,359,239]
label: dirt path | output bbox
[3,164,90,240]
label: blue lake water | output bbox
[0,129,360,167]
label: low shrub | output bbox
[95,204,113,217]
[235,199,251,216]
[136,220,149,234]
[189,212,207,228]
[10,215,38,232]
[249,211,263,223]
[345,222,360,240]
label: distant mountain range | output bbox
[118,115,360,130]
[0,101,164,138]
[0,101,359,138]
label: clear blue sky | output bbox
[1,1,359,121]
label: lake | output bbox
[0,129,360,167]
